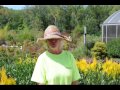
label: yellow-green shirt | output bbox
[31,50,80,85]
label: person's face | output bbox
[46,39,62,49]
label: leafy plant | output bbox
[76,57,120,85]
[5,57,37,85]
[91,41,107,60]
[107,38,120,58]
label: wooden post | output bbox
[84,26,87,45]
[84,26,87,56]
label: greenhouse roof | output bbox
[103,10,120,24]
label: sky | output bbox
[2,5,26,10]
[2,5,88,10]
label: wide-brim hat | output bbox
[37,25,72,42]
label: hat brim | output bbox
[37,34,72,42]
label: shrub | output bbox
[72,44,88,59]
[0,51,17,68]
[85,35,101,50]
[5,57,37,85]
[71,35,101,59]
[91,41,107,60]
[107,38,120,58]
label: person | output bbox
[31,25,81,85]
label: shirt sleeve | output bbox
[31,55,46,84]
[70,52,81,82]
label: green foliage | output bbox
[0,45,37,85]
[0,5,120,85]
[83,15,99,35]
[16,26,34,43]
[82,34,100,47]
[91,41,107,60]
[71,24,83,40]
[77,58,120,85]
[79,70,104,85]
[109,5,120,15]
[79,68,120,85]
[72,35,101,59]
[85,35,101,52]
[72,44,87,59]
[107,38,120,58]
[0,26,8,41]
[0,51,17,68]
[0,46,22,66]
[0,5,115,36]
[5,61,36,85]
[22,40,43,57]
[1,56,36,85]
[6,30,17,44]
[83,5,111,36]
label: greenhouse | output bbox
[101,10,120,43]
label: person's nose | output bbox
[51,39,56,43]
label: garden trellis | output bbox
[101,10,120,43]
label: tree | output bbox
[83,5,112,36]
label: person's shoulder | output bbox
[37,51,47,60]
[38,51,46,57]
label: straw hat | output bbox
[37,25,72,42]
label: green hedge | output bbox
[107,38,120,58]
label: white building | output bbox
[101,10,120,43]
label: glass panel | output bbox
[103,26,106,37]
[118,25,120,37]
[103,38,106,42]
[107,25,116,37]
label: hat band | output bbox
[44,32,62,38]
